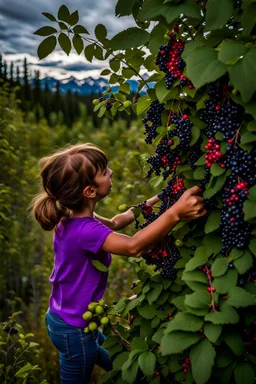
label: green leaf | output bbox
[205,306,239,325]
[165,312,204,333]
[58,5,70,23]
[122,67,135,79]
[58,33,71,55]
[185,246,209,272]
[84,44,94,62]
[249,238,256,256]
[115,0,138,17]
[110,59,120,72]
[161,331,201,355]
[185,46,227,89]
[42,12,56,22]
[156,78,177,103]
[210,163,226,177]
[193,166,205,180]
[95,24,107,41]
[131,337,148,351]
[211,258,228,278]
[92,260,108,272]
[241,131,256,145]
[248,185,256,200]
[15,363,33,377]
[100,69,111,76]
[136,95,152,115]
[205,0,233,31]
[146,283,163,304]
[184,290,211,309]
[234,362,255,384]
[148,23,167,55]
[218,40,249,65]
[242,2,256,36]
[225,287,255,308]
[228,248,243,262]
[233,250,253,274]
[119,82,130,94]
[223,331,244,356]
[204,210,221,234]
[137,0,167,21]
[37,36,57,60]
[34,26,57,36]
[213,269,238,294]
[73,25,89,34]
[69,10,79,26]
[203,172,228,199]
[171,296,186,312]
[122,358,139,384]
[137,304,156,319]
[190,339,216,384]
[182,40,205,61]
[98,370,119,384]
[72,35,83,55]
[102,335,120,348]
[204,323,222,343]
[229,48,256,103]
[109,28,149,50]
[59,22,68,30]
[182,270,208,284]
[144,54,157,72]
[190,126,201,146]
[165,1,201,24]
[243,199,256,221]
[113,352,130,370]
[138,351,157,377]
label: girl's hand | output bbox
[172,186,207,221]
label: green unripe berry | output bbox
[82,311,93,321]
[84,327,89,333]
[100,316,110,325]
[123,100,132,108]
[119,204,128,212]
[98,299,105,307]
[232,89,238,95]
[175,239,183,248]
[88,302,97,312]
[88,322,98,332]
[95,305,104,315]
[93,99,100,105]
[164,33,170,40]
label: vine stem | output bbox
[205,265,218,312]
[180,19,195,40]
[111,326,131,351]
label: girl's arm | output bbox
[93,209,135,231]
[145,194,160,207]
[101,186,207,257]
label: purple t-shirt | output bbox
[49,217,112,327]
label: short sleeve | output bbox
[79,219,112,254]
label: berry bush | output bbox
[36,1,256,383]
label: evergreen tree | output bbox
[0,54,2,79]
[10,62,14,85]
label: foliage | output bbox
[0,312,48,383]
[35,1,256,383]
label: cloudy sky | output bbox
[0,0,135,79]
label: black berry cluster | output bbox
[142,101,164,144]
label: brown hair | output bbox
[31,143,107,231]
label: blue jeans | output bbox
[45,309,113,383]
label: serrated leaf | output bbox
[211,258,228,278]
[165,312,204,333]
[225,287,255,308]
[160,331,201,355]
[95,24,107,41]
[146,283,163,304]
[185,246,208,272]
[73,25,89,34]
[92,260,108,272]
[164,1,201,24]
[84,44,94,62]
[213,269,238,294]
[108,28,149,50]
[138,351,157,377]
[234,362,255,384]
[42,12,56,22]
[183,270,208,284]
[205,306,239,325]
[190,339,216,384]
[185,46,227,89]
[34,26,57,36]
[205,0,233,31]
[58,5,70,23]
[204,323,222,343]
[69,10,79,26]
[233,250,253,274]
[223,331,244,356]
[115,0,138,17]
[204,210,221,234]
[184,290,211,309]
[72,35,83,55]
[137,304,156,319]
[136,95,152,115]
[218,40,249,65]
[229,48,256,103]
[37,36,57,60]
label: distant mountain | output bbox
[37,74,154,95]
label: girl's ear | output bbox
[83,186,96,199]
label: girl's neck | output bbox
[71,200,95,218]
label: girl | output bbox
[31,143,206,383]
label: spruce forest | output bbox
[1,0,256,383]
